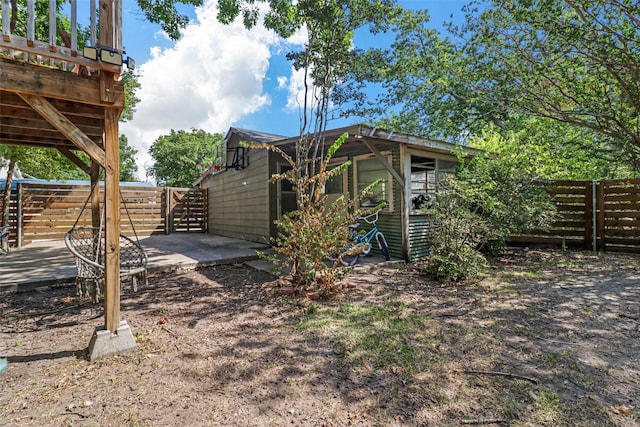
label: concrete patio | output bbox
[0,233,271,293]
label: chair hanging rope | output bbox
[64,185,148,302]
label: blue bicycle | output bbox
[333,211,390,266]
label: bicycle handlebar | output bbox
[358,210,380,224]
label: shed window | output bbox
[410,156,458,214]
[354,153,393,211]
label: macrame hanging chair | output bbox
[64,186,148,303]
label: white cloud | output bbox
[121,0,286,181]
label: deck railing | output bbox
[0,0,123,73]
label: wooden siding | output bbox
[0,183,206,246]
[203,147,271,243]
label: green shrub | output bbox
[246,134,379,295]
[420,147,556,282]
[420,243,487,282]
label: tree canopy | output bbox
[148,129,224,187]
[345,1,640,176]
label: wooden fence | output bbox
[0,183,207,247]
[511,178,640,253]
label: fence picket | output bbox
[515,178,640,252]
[0,183,207,247]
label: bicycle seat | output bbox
[348,223,360,229]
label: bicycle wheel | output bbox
[361,242,372,256]
[376,232,390,260]
[339,252,360,267]
[328,244,360,266]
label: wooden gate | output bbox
[164,188,208,233]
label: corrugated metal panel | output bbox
[408,215,437,262]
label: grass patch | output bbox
[533,389,566,425]
[296,300,440,376]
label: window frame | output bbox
[408,153,459,215]
[353,151,394,213]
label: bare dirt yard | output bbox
[1,248,639,426]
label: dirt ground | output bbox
[1,248,639,426]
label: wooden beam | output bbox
[101,0,122,335]
[0,58,124,107]
[103,105,121,333]
[58,147,91,175]
[0,35,122,73]
[400,143,411,262]
[18,93,106,168]
[359,137,405,187]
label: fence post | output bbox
[584,181,594,250]
[203,188,208,233]
[596,180,605,251]
[17,182,23,248]
[164,187,171,235]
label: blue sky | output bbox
[116,0,470,180]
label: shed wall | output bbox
[201,147,271,243]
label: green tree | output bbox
[119,135,139,182]
[470,117,634,180]
[134,0,203,40]
[351,2,640,173]
[148,129,224,187]
[120,70,142,123]
[339,8,477,141]
[456,0,640,170]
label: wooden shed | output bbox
[195,124,478,262]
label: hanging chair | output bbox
[64,187,148,303]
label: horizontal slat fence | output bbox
[511,180,591,247]
[512,178,640,253]
[600,178,640,252]
[0,183,207,247]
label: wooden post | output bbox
[103,106,120,333]
[16,182,23,248]
[99,0,122,333]
[400,144,411,262]
[584,181,594,250]
[164,187,171,235]
[596,180,605,251]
